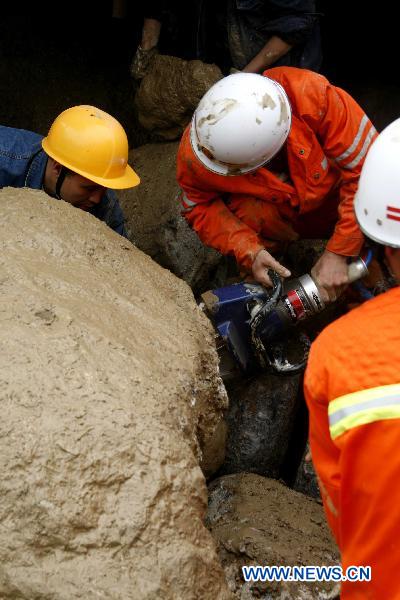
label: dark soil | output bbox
[0,3,144,145]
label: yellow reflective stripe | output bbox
[329,384,400,440]
[329,384,400,413]
[330,407,400,440]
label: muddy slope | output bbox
[119,142,225,293]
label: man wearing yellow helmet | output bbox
[0,105,140,236]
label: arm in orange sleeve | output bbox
[315,83,378,256]
[177,128,264,271]
[181,192,264,271]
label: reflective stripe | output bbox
[181,192,198,208]
[343,125,377,170]
[329,384,400,439]
[335,115,369,164]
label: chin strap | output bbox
[55,166,68,200]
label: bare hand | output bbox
[311,250,349,303]
[251,249,291,287]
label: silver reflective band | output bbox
[181,193,198,208]
[344,126,377,170]
[335,115,369,164]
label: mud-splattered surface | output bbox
[134,55,223,140]
[207,474,340,599]
[0,188,230,600]
[119,142,226,293]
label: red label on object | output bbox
[287,289,306,320]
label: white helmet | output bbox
[355,118,400,248]
[190,72,292,176]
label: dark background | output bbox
[0,2,398,145]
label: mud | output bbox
[207,474,340,599]
[118,141,227,293]
[221,372,301,478]
[134,54,223,140]
[0,188,230,600]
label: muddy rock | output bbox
[119,141,226,293]
[0,188,231,600]
[206,473,340,599]
[220,373,301,478]
[134,54,223,140]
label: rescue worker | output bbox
[304,118,400,598]
[225,0,321,73]
[177,68,377,302]
[130,1,321,79]
[0,105,140,237]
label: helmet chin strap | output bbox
[55,166,68,200]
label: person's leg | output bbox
[226,194,299,253]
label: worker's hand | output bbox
[311,250,349,303]
[251,248,291,287]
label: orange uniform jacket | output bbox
[304,287,400,599]
[177,67,377,271]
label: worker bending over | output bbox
[177,67,377,302]
[0,105,139,236]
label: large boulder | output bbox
[134,54,223,141]
[220,373,302,478]
[207,474,340,599]
[0,188,231,600]
[119,142,226,294]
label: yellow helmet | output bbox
[42,105,140,189]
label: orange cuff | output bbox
[326,232,364,257]
[235,241,265,272]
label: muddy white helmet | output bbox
[190,72,291,176]
[355,118,400,247]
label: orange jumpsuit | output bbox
[304,287,400,599]
[177,67,377,271]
